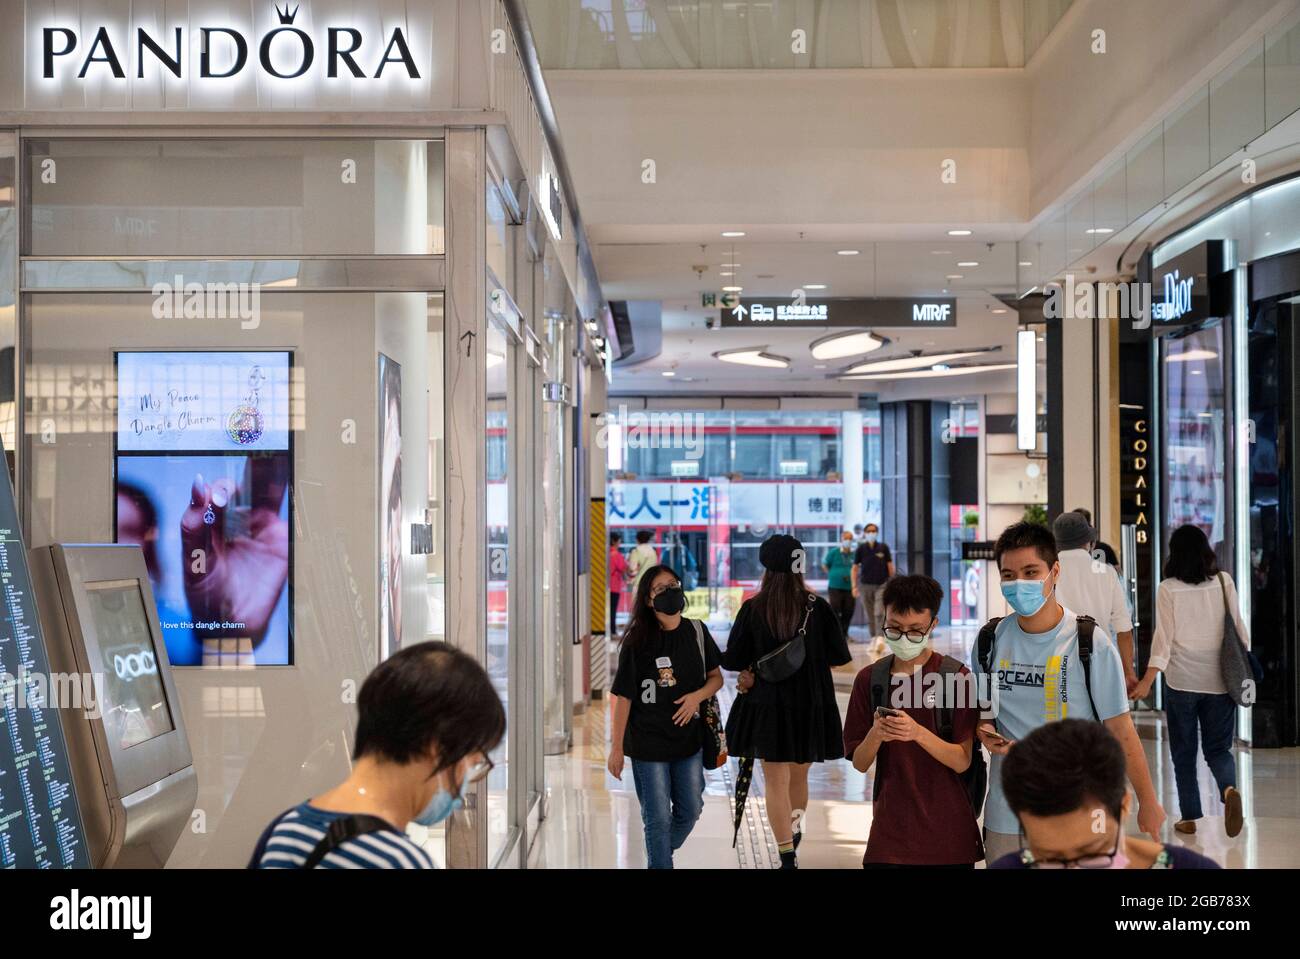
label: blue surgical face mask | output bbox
[413,768,467,827]
[1001,575,1053,617]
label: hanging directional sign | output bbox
[719,297,957,328]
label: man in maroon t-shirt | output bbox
[842,574,984,867]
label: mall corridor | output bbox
[1,0,1298,944]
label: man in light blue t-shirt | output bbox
[971,521,1166,864]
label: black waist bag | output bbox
[754,592,816,682]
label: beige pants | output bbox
[858,582,885,636]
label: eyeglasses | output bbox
[882,625,932,642]
[462,758,494,786]
[1018,828,1121,869]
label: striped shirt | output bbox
[253,802,435,869]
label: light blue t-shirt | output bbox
[970,605,1130,834]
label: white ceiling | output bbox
[601,239,1028,399]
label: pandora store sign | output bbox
[13,1,441,111]
[39,5,420,82]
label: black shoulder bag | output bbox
[754,592,817,683]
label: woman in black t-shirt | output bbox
[723,534,852,869]
[609,565,723,869]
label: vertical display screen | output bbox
[0,471,90,868]
[115,351,293,666]
[84,582,174,750]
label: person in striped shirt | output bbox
[250,641,505,869]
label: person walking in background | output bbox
[1052,510,1138,695]
[609,532,630,635]
[842,574,983,868]
[990,719,1218,869]
[973,521,1165,863]
[1132,524,1249,839]
[852,522,894,640]
[608,565,724,869]
[725,534,852,869]
[822,530,857,638]
[627,529,660,594]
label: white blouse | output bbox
[1149,573,1251,694]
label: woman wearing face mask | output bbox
[608,565,724,869]
[725,534,852,868]
[842,575,984,867]
[249,641,504,868]
[822,530,858,638]
[991,719,1218,869]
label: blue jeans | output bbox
[631,751,705,869]
[1166,687,1237,821]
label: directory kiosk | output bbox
[31,543,197,868]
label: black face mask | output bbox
[652,587,686,615]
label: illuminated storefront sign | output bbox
[720,297,957,328]
[1151,240,1228,327]
[37,5,421,82]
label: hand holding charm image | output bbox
[180,457,291,645]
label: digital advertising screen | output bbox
[85,581,175,750]
[115,351,293,666]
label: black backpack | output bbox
[976,614,1102,721]
[868,654,988,819]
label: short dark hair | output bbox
[865,522,879,531]
[1094,540,1119,567]
[1001,719,1126,819]
[994,521,1058,568]
[636,529,653,544]
[354,641,505,773]
[610,531,622,544]
[881,574,944,619]
[1163,523,1217,585]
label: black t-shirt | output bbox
[854,541,893,584]
[611,618,722,762]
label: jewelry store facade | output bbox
[0,0,607,868]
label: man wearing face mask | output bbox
[972,522,1165,864]
[991,719,1218,869]
[852,522,895,640]
[842,575,984,867]
[249,642,505,868]
[822,530,858,638]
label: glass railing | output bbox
[526,0,1073,70]
[1018,10,1300,292]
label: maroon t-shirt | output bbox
[842,651,984,865]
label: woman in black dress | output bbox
[723,534,852,868]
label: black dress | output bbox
[721,594,852,763]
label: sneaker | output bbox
[1223,787,1243,838]
[1174,819,1197,835]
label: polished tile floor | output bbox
[531,625,1300,869]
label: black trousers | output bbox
[827,588,855,637]
[610,591,621,635]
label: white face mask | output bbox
[864,533,878,544]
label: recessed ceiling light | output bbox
[957,261,979,267]
[947,229,973,236]
[1018,261,1033,267]
[804,284,827,290]
[810,330,886,361]
[720,272,735,277]
[722,285,743,292]
[722,231,746,237]
[840,362,1016,381]
[931,250,952,255]
[714,348,790,369]
[662,371,676,377]
[837,249,861,256]
[946,274,964,280]
[722,262,741,267]
[992,308,1009,314]
[1085,227,1115,235]
[814,364,828,369]
[843,349,997,376]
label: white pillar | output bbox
[842,409,864,531]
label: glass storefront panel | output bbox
[1161,321,1234,572]
[485,319,511,864]
[25,139,445,257]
